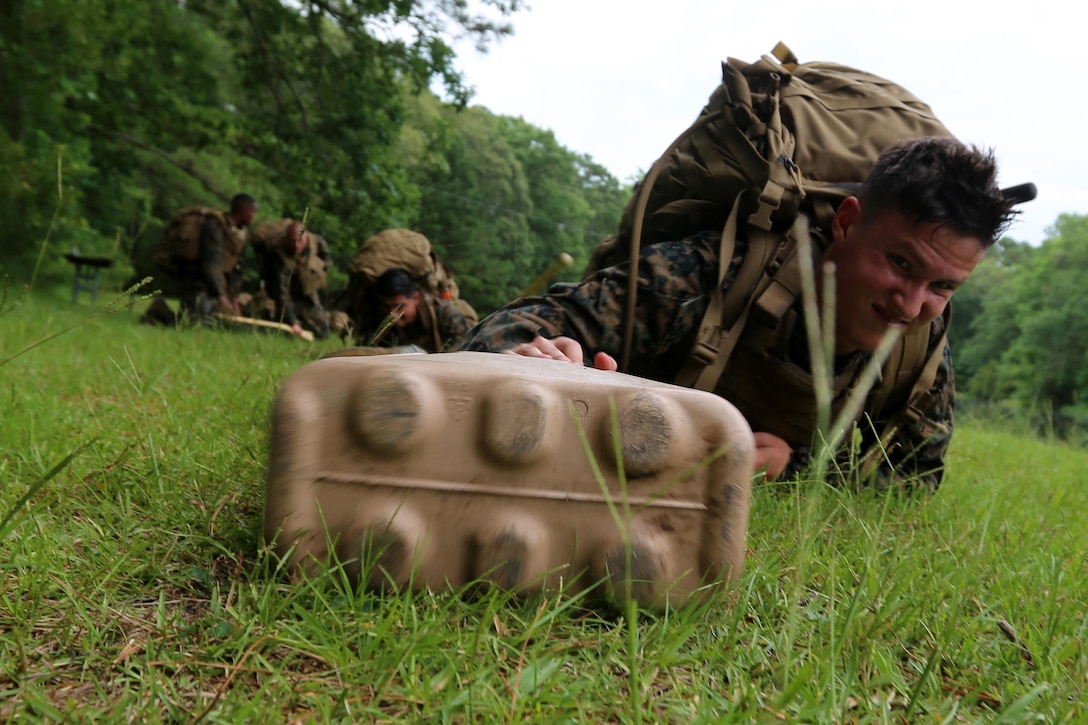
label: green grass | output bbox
[1,288,1085,723]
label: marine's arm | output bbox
[460,233,720,381]
[199,215,231,309]
[435,299,471,351]
[269,256,299,327]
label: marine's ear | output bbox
[831,196,862,244]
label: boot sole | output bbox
[265,351,754,610]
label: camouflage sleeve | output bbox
[228,257,245,300]
[273,257,298,326]
[860,325,954,491]
[200,215,228,299]
[460,232,721,381]
[435,299,470,351]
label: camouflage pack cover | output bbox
[587,42,953,274]
[150,207,245,272]
[350,229,476,321]
[251,219,330,296]
[350,229,435,285]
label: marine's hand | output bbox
[505,336,582,363]
[217,294,233,313]
[503,336,618,370]
[753,432,792,481]
[291,322,305,337]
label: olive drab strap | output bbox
[771,41,799,70]
[420,294,443,353]
[615,111,719,366]
[671,197,744,389]
[617,62,785,370]
[859,308,952,476]
[672,207,802,391]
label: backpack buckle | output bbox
[748,179,784,232]
[690,338,719,366]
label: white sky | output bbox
[451,0,1083,245]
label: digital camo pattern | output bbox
[461,231,955,490]
[254,245,322,330]
[199,213,244,300]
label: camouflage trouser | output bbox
[140,264,212,327]
[149,260,239,325]
[241,288,332,340]
[296,295,331,340]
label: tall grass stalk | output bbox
[795,222,900,479]
[572,401,643,723]
[26,152,65,296]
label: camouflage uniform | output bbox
[460,231,954,490]
[154,213,247,323]
[376,293,470,353]
[251,230,331,340]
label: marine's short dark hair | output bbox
[230,193,257,213]
[858,137,1018,247]
[375,267,417,298]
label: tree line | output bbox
[0,0,627,314]
[949,214,1088,429]
[2,0,1082,429]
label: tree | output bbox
[0,0,524,285]
[998,216,1088,409]
[400,97,631,315]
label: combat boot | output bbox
[265,351,755,610]
[139,296,178,326]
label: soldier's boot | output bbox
[198,294,219,325]
[264,351,755,611]
[139,296,178,327]
[296,301,331,341]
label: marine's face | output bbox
[822,197,986,355]
[381,292,420,328]
[286,223,307,256]
[237,204,258,228]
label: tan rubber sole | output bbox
[265,351,754,610]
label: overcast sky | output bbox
[450,0,1082,245]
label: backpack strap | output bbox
[420,294,443,352]
[620,62,784,371]
[859,307,952,476]
[673,212,802,390]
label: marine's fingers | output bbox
[592,351,619,371]
[549,337,585,364]
[505,344,547,359]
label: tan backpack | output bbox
[151,207,246,272]
[349,229,478,325]
[590,43,952,277]
[300,233,330,297]
[250,219,330,297]
[585,43,962,462]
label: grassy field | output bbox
[1,286,1085,723]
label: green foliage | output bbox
[953,216,1088,421]
[0,0,628,318]
[410,102,533,312]
[404,97,630,314]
